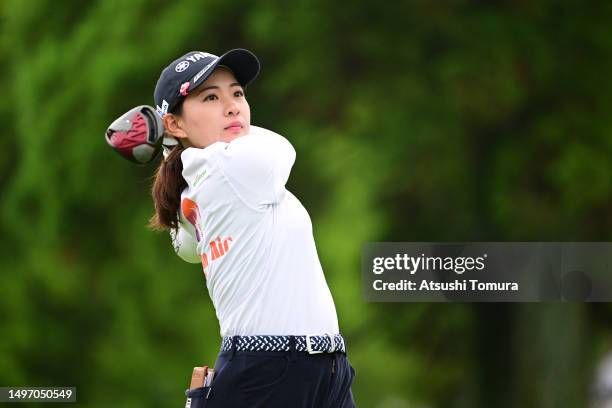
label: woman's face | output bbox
[169,67,251,148]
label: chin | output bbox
[221,134,242,143]
[222,129,248,143]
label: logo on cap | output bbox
[186,52,215,62]
[192,59,219,85]
[175,61,190,72]
[156,100,169,117]
[180,82,190,96]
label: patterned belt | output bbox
[220,333,346,354]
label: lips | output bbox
[224,121,243,130]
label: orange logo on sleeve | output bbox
[182,198,203,242]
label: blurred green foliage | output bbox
[2,0,612,407]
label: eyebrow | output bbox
[196,83,242,96]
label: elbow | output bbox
[177,248,202,264]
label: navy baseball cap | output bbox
[154,48,260,117]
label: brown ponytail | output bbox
[149,138,187,231]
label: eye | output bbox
[234,89,245,97]
[203,94,218,101]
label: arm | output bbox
[216,126,296,209]
[170,215,201,264]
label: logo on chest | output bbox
[200,236,233,277]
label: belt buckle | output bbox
[306,335,324,354]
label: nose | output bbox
[224,99,239,117]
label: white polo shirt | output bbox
[170,126,340,337]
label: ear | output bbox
[162,113,188,140]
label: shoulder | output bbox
[180,143,225,190]
[181,143,224,171]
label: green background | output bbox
[2,1,612,406]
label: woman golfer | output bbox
[149,48,357,407]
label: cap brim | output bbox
[186,48,260,95]
[216,48,260,87]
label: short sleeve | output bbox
[214,126,296,209]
